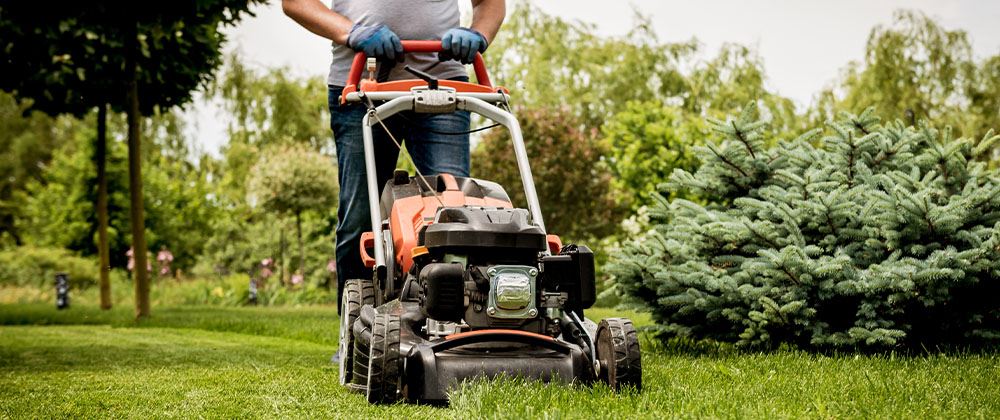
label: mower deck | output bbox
[378,301,594,403]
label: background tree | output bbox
[196,55,335,286]
[685,44,802,136]
[479,3,803,231]
[0,1,264,317]
[812,10,1000,152]
[601,101,706,210]
[210,54,331,204]
[248,145,337,280]
[473,106,626,242]
[487,3,695,130]
[17,109,219,275]
[17,120,130,261]
[0,93,67,247]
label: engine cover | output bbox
[423,207,546,251]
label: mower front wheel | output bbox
[596,317,642,392]
[367,312,403,404]
[339,279,374,389]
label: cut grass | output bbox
[1,303,998,418]
[0,303,340,346]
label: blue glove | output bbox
[347,23,404,62]
[439,27,488,64]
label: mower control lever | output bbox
[403,65,439,90]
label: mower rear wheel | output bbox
[367,313,402,404]
[351,305,375,391]
[596,317,642,392]
[339,279,374,389]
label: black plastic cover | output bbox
[419,263,466,322]
[423,207,546,250]
[540,244,596,315]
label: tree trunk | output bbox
[126,25,150,319]
[96,103,112,310]
[296,211,304,277]
[279,226,286,286]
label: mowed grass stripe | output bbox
[1,305,998,418]
[0,303,340,346]
[0,325,444,419]
[448,351,999,419]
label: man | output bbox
[282,0,505,308]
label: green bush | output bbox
[149,274,336,307]
[2,270,337,308]
[0,246,99,289]
[610,104,1000,349]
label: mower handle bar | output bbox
[343,90,507,103]
[346,40,493,88]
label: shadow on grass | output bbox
[638,325,1000,360]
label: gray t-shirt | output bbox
[328,0,467,86]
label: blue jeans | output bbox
[328,82,471,305]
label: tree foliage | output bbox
[1,0,265,317]
[248,144,337,218]
[210,54,331,203]
[487,4,694,130]
[196,58,337,287]
[601,101,706,210]
[0,1,264,116]
[0,92,70,245]
[481,4,802,221]
[17,110,218,271]
[610,103,1000,349]
[814,10,1000,149]
[247,144,336,277]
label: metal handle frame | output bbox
[359,91,548,280]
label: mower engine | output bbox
[416,205,597,338]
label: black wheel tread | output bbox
[598,317,642,392]
[339,280,374,388]
[367,313,402,404]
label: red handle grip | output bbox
[345,40,493,88]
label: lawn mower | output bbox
[337,41,641,404]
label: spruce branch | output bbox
[733,120,757,159]
[706,143,750,178]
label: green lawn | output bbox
[1,304,997,419]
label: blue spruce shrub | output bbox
[609,103,1000,349]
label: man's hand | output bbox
[439,28,488,64]
[348,23,405,62]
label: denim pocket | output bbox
[327,86,344,110]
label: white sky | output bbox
[185,0,1000,157]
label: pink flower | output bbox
[291,273,304,285]
[157,249,174,263]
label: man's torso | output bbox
[328,0,467,86]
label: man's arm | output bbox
[469,0,506,44]
[281,0,353,45]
